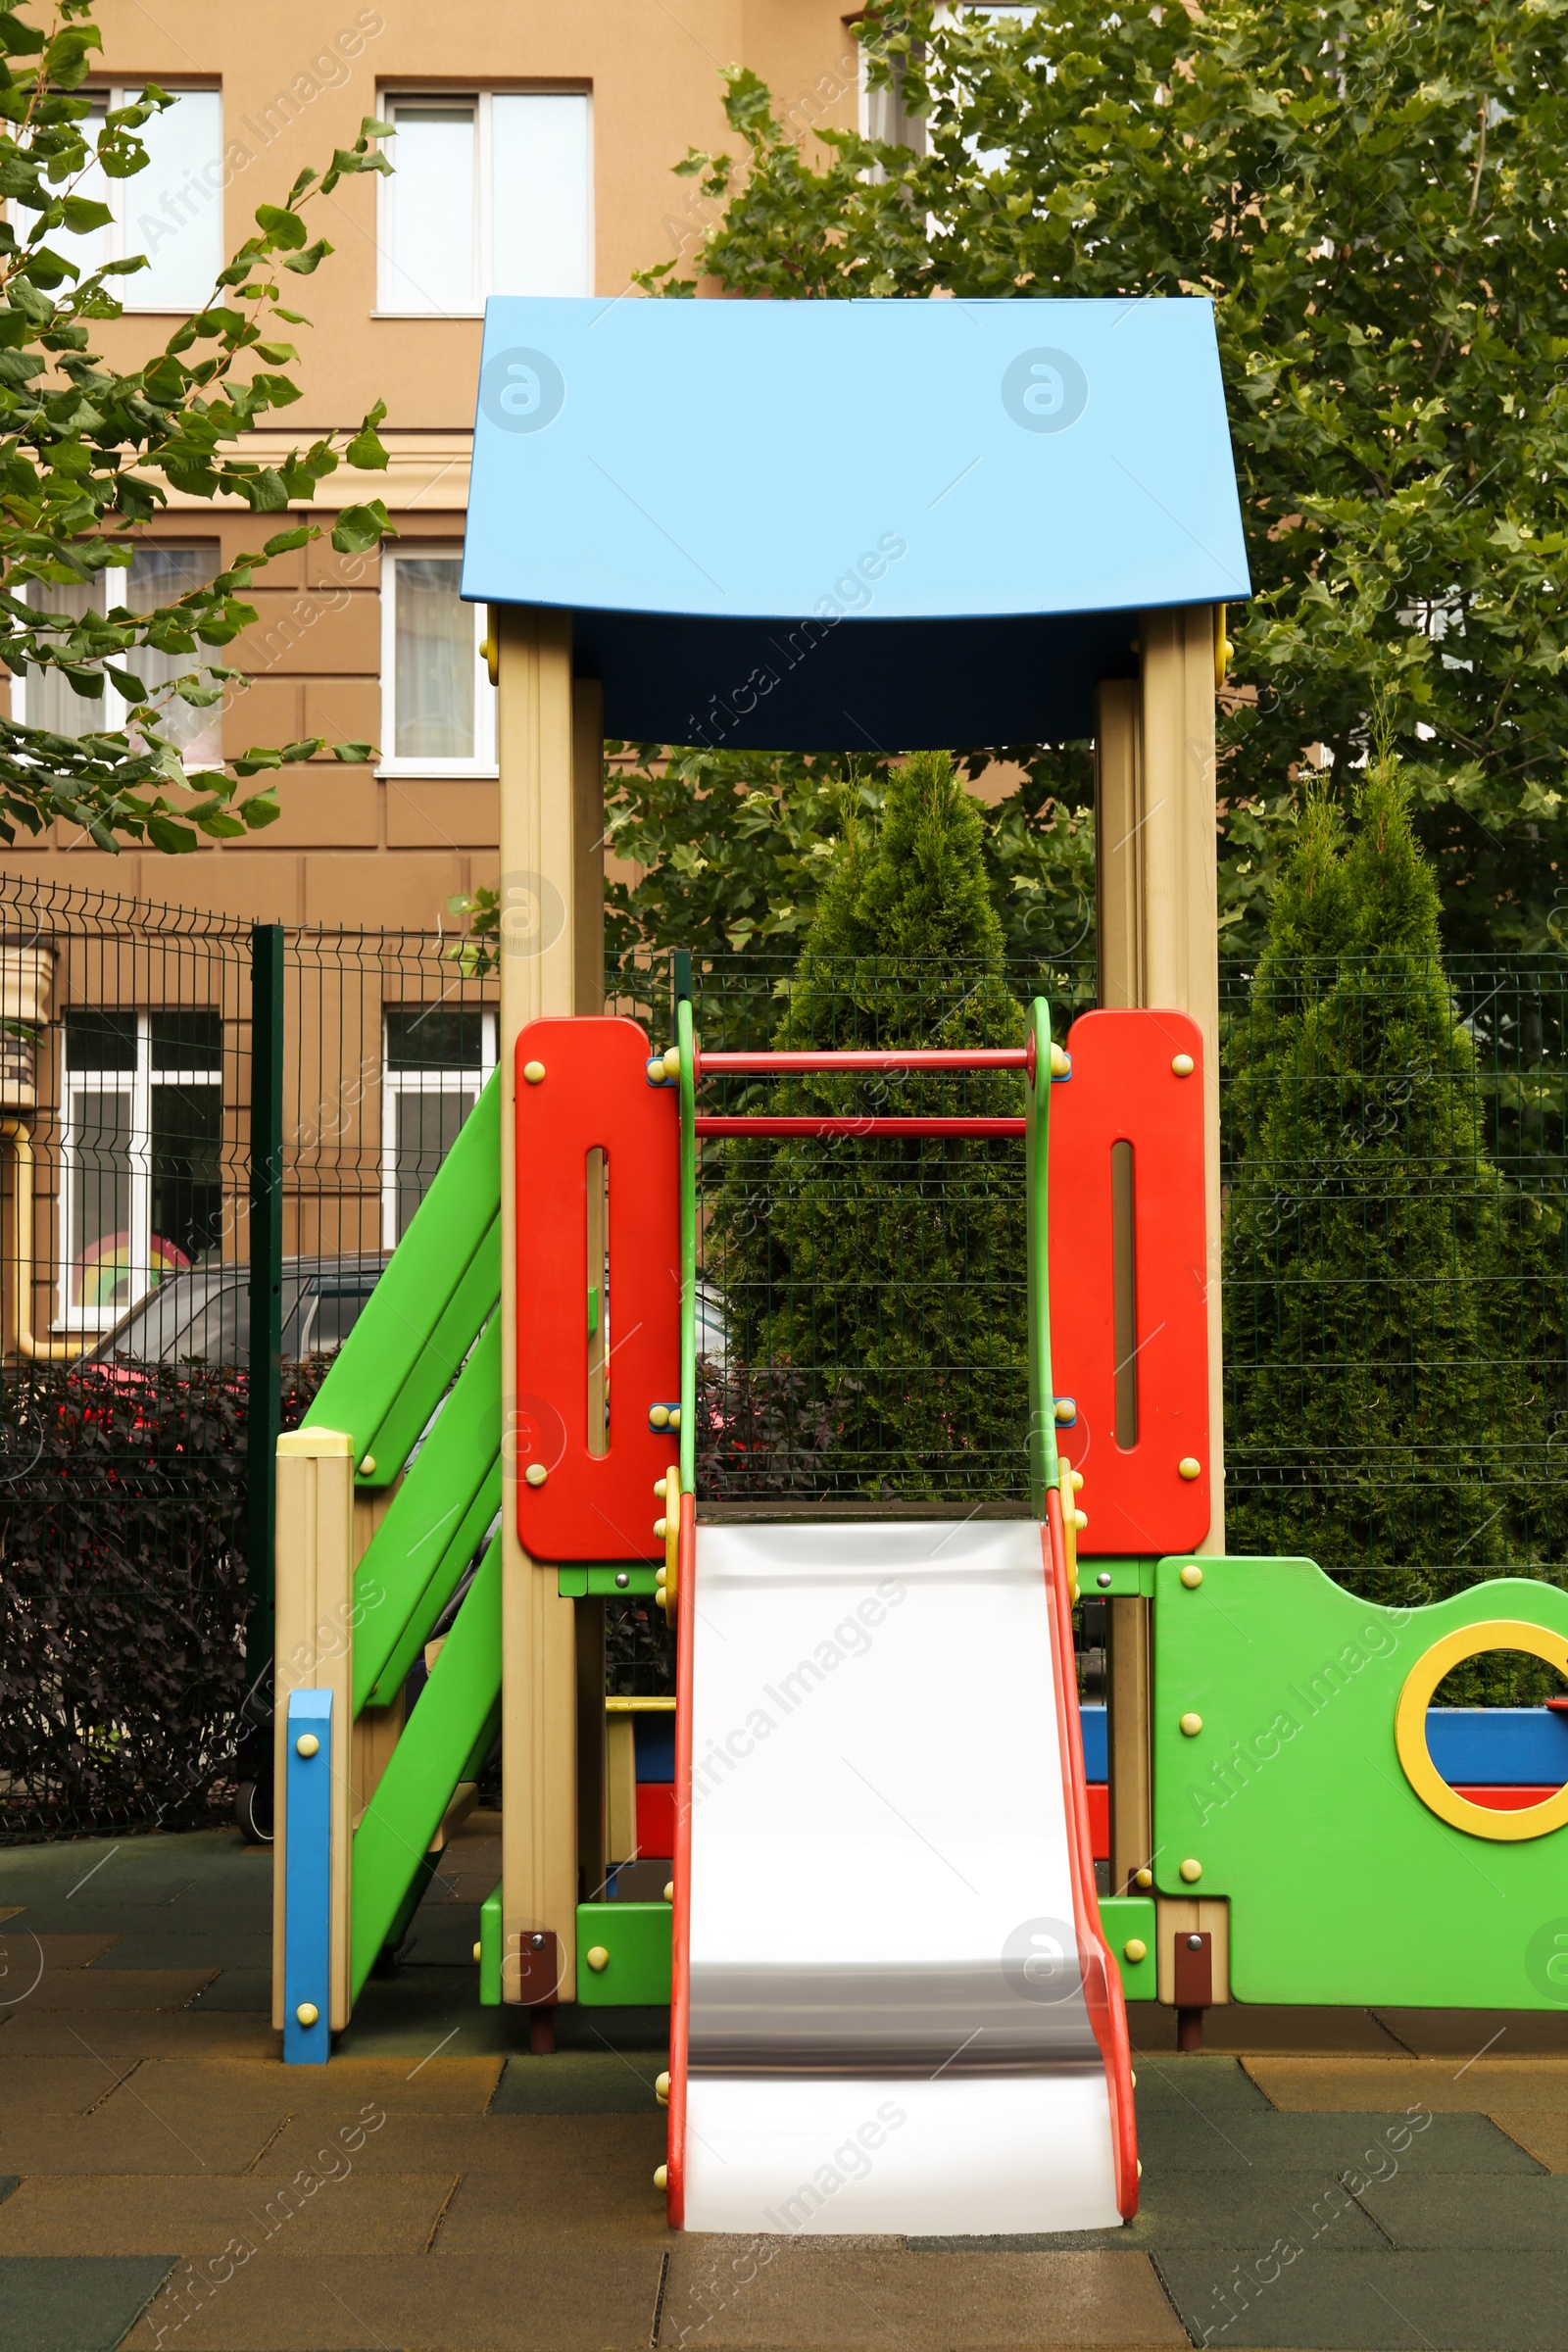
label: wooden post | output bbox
[495,608,605,2007]
[271,1428,356,2033]
[1094,610,1223,1897]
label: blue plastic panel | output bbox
[1081,1703,1107,1784]
[1426,1707,1568,1786]
[463,296,1249,750]
[283,1688,332,2065]
[634,1712,675,1784]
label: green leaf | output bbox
[330,500,388,554]
[262,523,312,556]
[145,811,197,854]
[254,203,308,250]
[238,791,281,828]
[330,739,375,763]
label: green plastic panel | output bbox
[363,1213,501,1492]
[1099,1894,1156,1999]
[350,1533,503,1998]
[1152,1556,1568,2008]
[303,1072,500,1478]
[1082,1559,1154,1598]
[479,1880,502,2007]
[351,1315,502,1713]
[557,1565,661,1598]
[576,1900,672,2006]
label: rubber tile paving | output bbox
[1128,2005,1407,2055]
[490,2050,667,2113]
[0,2056,140,2115]
[0,2254,176,2352]
[3,1935,123,1972]
[0,2101,285,2178]
[1153,2247,1568,2350]
[1354,2171,1568,2249]
[431,2136,669,2251]
[116,2246,665,2352]
[0,2010,277,2060]
[256,2112,668,2216]
[106,2053,506,2119]
[0,1969,218,2013]
[1134,2107,1542,2174]
[658,2241,1190,2348]
[913,2169,1388,2254]
[1244,2057,1568,2112]
[1374,2010,1568,2059]
[0,2171,460,2258]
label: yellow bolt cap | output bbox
[1180,1712,1203,1738]
[654,1516,668,1540]
[524,1462,548,1488]
[656,2071,670,2105]
[359,1455,375,1477]
[523,1059,546,1084]
[1074,1509,1088,1532]
[1137,2159,1143,2179]
[662,1046,682,1079]
[654,1477,667,1498]
[1179,1857,1202,1883]
[1130,2070,1137,2087]
[654,2164,668,2191]
[1050,1042,1070,1077]
[650,1404,670,1429]
[586,1945,610,1973]
[1172,1053,1195,1077]
[1178,1456,1201,1481]
[294,2001,318,2028]
[472,1941,482,1963]
[1070,1469,1084,1491]
[1123,1937,1148,1964]
[1180,1563,1203,1589]
[295,1733,319,1758]
[646,1056,664,1084]
[669,1406,681,1430]
[1054,1397,1075,1423]
[1135,1867,1153,1889]
[664,1881,674,1903]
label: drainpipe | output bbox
[1,1118,86,1360]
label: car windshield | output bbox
[95,1269,239,1364]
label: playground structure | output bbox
[270,297,1568,2231]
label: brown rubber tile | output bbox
[257,2110,666,2210]
[118,2245,667,2350]
[0,2097,283,2177]
[432,2126,669,2249]
[1374,2008,1568,2058]
[1245,2055,1568,2112]
[108,2053,505,2121]
[0,2008,277,2057]
[660,2241,1189,2348]
[12,1933,125,1971]
[0,2053,141,2114]
[2,1967,218,2012]
[0,2169,459,2256]
[1130,2005,1406,2055]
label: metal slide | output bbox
[662,997,1139,2233]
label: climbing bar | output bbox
[695,1115,1027,1138]
[697,1048,1032,1073]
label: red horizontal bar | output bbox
[695,1115,1027,1138]
[698,1049,1030,1074]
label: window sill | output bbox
[376,762,499,781]
[370,309,486,320]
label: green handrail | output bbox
[1025,996,1060,1519]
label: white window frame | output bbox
[373,86,593,316]
[74,84,224,315]
[380,1007,498,1249]
[16,537,224,771]
[58,1011,223,1334]
[377,545,497,777]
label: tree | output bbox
[641,2,1568,955]
[0,3,393,855]
[1220,740,1561,1589]
[706,750,1030,1498]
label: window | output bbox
[62,1008,224,1330]
[51,88,224,313]
[377,90,591,314]
[380,549,496,773]
[22,544,223,765]
[381,1006,497,1245]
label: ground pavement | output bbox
[0,1813,1565,2352]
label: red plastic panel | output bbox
[1050,1010,1209,1556]
[1454,1786,1563,1811]
[1086,1781,1109,1862]
[636,1782,675,1859]
[514,1017,679,1561]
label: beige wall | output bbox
[7,0,858,926]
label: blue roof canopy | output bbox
[463,296,1249,751]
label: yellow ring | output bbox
[1394,1619,1568,1841]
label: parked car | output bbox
[78,1250,390,1370]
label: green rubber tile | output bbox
[1375,2009,1568,2060]
[333,1967,521,2058]
[554,2003,670,2053]
[84,1937,273,1973]
[490,2051,665,2114]
[1136,2108,1544,2176]
[16,1937,124,1973]
[1155,2247,1568,2349]
[913,2169,1388,2254]
[0,2254,175,2352]
[396,1907,485,1968]
[660,2241,1188,2347]
[1135,2054,1277,2115]
[1355,2171,1568,2250]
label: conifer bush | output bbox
[706,752,1029,1499]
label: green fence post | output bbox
[245,922,285,1669]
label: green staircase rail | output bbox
[303,1072,501,1484]
[350,1530,503,1997]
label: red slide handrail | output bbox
[1043,1489,1140,2220]
[664,1490,697,2229]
